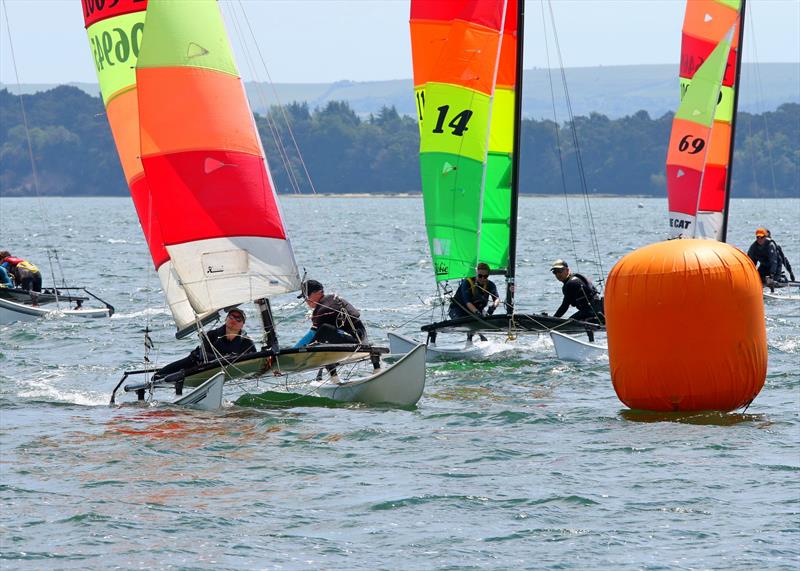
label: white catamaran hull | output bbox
[0,297,111,325]
[763,282,800,301]
[173,372,225,411]
[388,331,487,363]
[550,331,608,362]
[315,343,426,406]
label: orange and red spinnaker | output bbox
[410,0,518,281]
[667,0,741,240]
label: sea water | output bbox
[1,196,798,570]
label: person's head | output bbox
[298,279,324,307]
[476,262,491,283]
[0,251,9,261]
[225,308,246,330]
[755,228,768,244]
[550,259,570,282]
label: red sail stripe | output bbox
[411,0,505,30]
[142,151,286,246]
[82,0,148,28]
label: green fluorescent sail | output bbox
[675,31,733,127]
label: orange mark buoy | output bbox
[606,239,767,412]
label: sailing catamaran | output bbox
[393,0,602,360]
[83,0,425,408]
[666,0,798,299]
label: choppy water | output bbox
[1,196,798,570]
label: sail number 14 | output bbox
[431,105,473,137]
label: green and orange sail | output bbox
[410,0,520,287]
[666,0,744,241]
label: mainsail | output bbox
[666,0,744,241]
[82,0,197,333]
[84,0,300,333]
[410,0,520,285]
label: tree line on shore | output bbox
[1,86,797,198]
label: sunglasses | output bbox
[477,273,489,278]
[227,313,244,322]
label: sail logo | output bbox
[435,262,449,276]
[207,265,225,275]
[670,218,692,230]
[433,238,451,256]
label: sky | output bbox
[1,0,799,86]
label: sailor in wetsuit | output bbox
[153,307,256,381]
[448,262,501,319]
[747,227,787,287]
[294,279,367,347]
[550,259,605,324]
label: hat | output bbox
[755,228,767,237]
[297,279,324,299]
[227,308,246,322]
[550,259,568,272]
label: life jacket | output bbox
[2,256,39,273]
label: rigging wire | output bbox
[229,0,319,195]
[544,0,606,286]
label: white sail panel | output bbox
[166,237,301,315]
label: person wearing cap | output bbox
[550,259,605,324]
[152,307,256,381]
[294,279,367,347]
[747,228,785,287]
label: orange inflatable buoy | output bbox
[606,239,767,412]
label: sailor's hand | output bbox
[481,307,488,316]
[765,276,775,287]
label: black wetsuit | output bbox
[747,238,785,284]
[554,273,605,324]
[449,277,499,319]
[154,325,256,380]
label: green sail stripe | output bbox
[488,87,514,153]
[716,0,741,11]
[479,151,513,271]
[680,79,735,123]
[420,152,484,281]
[86,12,146,105]
[675,33,732,127]
[419,82,491,164]
[137,0,238,77]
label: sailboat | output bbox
[0,7,114,326]
[82,0,425,409]
[394,0,603,361]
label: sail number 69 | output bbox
[678,135,706,154]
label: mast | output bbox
[505,0,524,313]
[720,0,746,243]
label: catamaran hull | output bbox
[173,372,225,411]
[388,331,486,362]
[550,331,608,362]
[0,297,111,325]
[181,345,387,388]
[315,343,426,406]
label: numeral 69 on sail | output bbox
[89,22,144,72]
[678,134,705,154]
